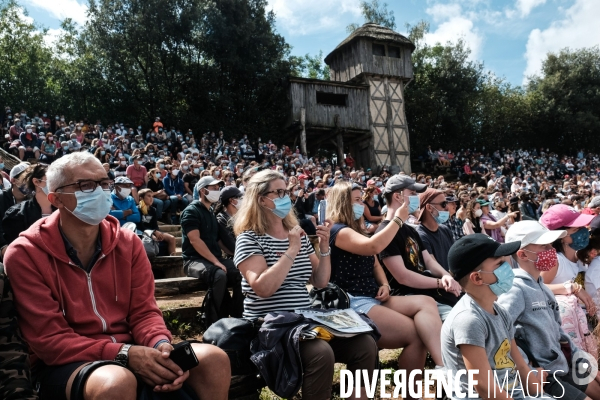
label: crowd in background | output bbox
[6,106,600,399]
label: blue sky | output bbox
[20,0,600,86]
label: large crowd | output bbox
[3,106,600,399]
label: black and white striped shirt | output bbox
[234,231,315,319]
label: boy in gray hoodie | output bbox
[499,220,600,400]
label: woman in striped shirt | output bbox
[233,170,377,400]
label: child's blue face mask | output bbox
[478,261,514,296]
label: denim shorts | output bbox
[348,294,380,314]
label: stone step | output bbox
[171,230,182,238]
[159,224,182,233]
[175,237,182,247]
[151,256,184,278]
[154,277,204,297]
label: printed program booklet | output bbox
[294,308,373,335]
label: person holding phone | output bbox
[233,170,377,399]
[5,152,230,400]
[326,182,444,399]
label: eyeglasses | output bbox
[264,189,290,198]
[56,179,114,193]
[430,201,448,208]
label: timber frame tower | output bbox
[325,23,415,173]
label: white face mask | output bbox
[475,209,483,217]
[233,198,243,209]
[205,189,221,203]
[119,187,132,198]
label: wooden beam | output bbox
[336,133,345,166]
[300,107,307,156]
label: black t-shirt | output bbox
[376,221,428,295]
[416,224,454,271]
[147,178,164,192]
[84,132,96,143]
[137,205,159,232]
[330,224,379,297]
[180,201,221,261]
[183,173,199,193]
[216,211,236,256]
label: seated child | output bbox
[500,221,600,400]
[443,233,545,400]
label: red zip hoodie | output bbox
[4,212,171,366]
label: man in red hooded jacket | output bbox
[4,152,230,400]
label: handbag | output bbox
[308,283,350,309]
[140,230,160,258]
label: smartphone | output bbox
[169,341,199,372]
[318,200,327,225]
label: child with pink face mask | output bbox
[499,221,600,400]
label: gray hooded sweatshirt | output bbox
[497,268,578,374]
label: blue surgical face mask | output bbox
[61,186,113,225]
[265,195,292,219]
[0,163,4,170]
[479,261,514,296]
[431,207,450,224]
[193,168,200,174]
[353,203,364,220]
[408,195,420,213]
[569,228,590,251]
[37,180,50,195]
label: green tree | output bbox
[0,0,54,113]
[527,46,600,151]
[405,21,485,154]
[347,0,396,33]
[82,0,292,137]
[290,50,330,80]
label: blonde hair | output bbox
[326,181,366,235]
[233,169,298,236]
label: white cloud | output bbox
[44,28,64,48]
[16,6,34,25]
[22,0,88,24]
[523,0,600,83]
[268,0,361,36]
[515,0,546,17]
[423,3,484,60]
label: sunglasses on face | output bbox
[430,201,448,208]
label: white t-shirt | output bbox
[585,257,600,301]
[550,252,585,285]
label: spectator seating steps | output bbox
[155,277,204,297]
[151,256,184,279]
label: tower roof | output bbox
[325,23,415,64]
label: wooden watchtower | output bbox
[286,23,415,173]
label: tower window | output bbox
[316,92,347,107]
[372,43,386,57]
[388,46,401,58]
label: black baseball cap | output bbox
[448,234,521,281]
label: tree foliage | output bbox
[0,0,54,111]
[347,0,396,33]
[404,21,600,155]
[290,50,330,80]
